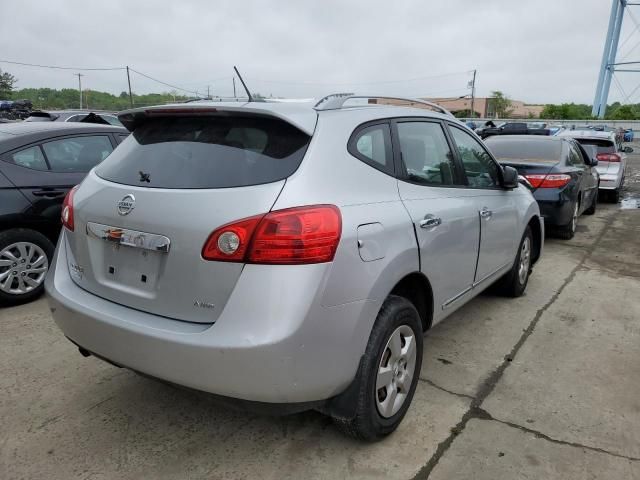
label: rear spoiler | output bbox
[117,104,317,135]
[27,110,60,121]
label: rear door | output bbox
[567,141,597,212]
[66,113,312,324]
[0,134,116,226]
[393,118,480,313]
[447,124,518,286]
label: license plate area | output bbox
[86,222,170,295]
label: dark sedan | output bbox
[485,135,599,240]
[0,122,127,305]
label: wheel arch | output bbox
[527,215,542,265]
[388,271,434,332]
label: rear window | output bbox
[574,138,615,155]
[486,139,562,163]
[95,115,310,189]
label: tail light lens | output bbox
[524,174,571,188]
[596,153,621,162]
[61,185,79,231]
[202,205,342,264]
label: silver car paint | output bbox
[46,101,542,404]
[559,130,626,191]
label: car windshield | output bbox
[574,138,615,155]
[487,139,562,163]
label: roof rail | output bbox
[314,94,455,117]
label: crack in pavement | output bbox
[419,378,474,401]
[411,212,617,480]
[475,408,640,462]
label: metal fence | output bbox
[464,118,640,130]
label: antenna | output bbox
[233,66,253,102]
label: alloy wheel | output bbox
[375,325,417,418]
[518,236,531,285]
[0,242,49,295]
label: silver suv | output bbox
[46,95,543,440]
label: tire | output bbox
[494,226,533,298]
[0,228,54,307]
[332,295,423,441]
[555,201,578,240]
[611,189,620,203]
[584,191,597,215]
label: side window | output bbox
[8,145,48,170]
[397,122,457,185]
[349,123,393,174]
[42,136,114,172]
[568,144,584,167]
[449,126,500,188]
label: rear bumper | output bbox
[45,232,377,404]
[533,189,574,226]
[598,174,622,190]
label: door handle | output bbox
[419,215,442,229]
[480,208,493,219]
[32,189,66,198]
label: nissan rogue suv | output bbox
[46,95,543,440]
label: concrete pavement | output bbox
[1,149,639,479]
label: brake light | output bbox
[202,205,342,264]
[596,153,621,162]
[524,174,571,188]
[61,185,79,231]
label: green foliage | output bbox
[540,103,593,120]
[10,87,192,111]
[606,104,637,120]
[453,109,473,118]
[490,91,513,118]
[0,69,17,98]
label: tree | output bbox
[607,104,637,120]
[0,69,17,99]
[490,91,512,118]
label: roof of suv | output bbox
[558,130,616,142]
[118,100,458,135]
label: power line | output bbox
[128,68,200,96]
[0,59,125,71]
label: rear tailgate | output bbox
[64,108,313,324]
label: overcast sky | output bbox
[0,0,636,104]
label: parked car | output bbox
[0,122,128,306]
[486,135,599,240]
[559,129,629,202]
[624,128,634,142]
[25,110,123,127]
[45,95,543,440]
[477,121,550,139]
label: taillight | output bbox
[524,174,571,188]
[61,185,79,231]
[202,205,342,264]
[596,153,621,162]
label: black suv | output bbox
[0,122,127,305]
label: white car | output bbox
[559,130,630,202]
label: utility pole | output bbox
[233,77,236,98]
[126,66,133,108]
[75,73,84,109]
[470,69,477,118]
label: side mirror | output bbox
[502,166,519,189]
[589,157,598,166]
[624,146,634,153]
